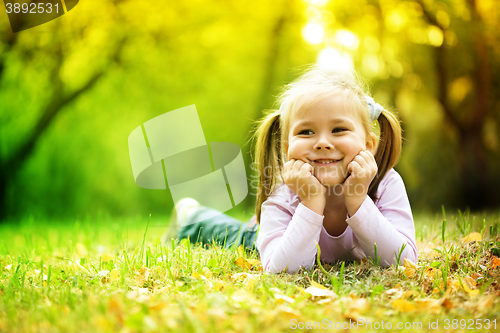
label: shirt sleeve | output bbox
[346,170,418,266]
[256,188,324,273]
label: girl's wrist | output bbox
[301,197,326,215]
[345,195,366,217]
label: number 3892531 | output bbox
[5,2,60,14]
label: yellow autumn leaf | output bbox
[402,290,419,299]
[274,294,295,304]
[110,268,120,281]
[424,267,439,279]
[305,281,336,298]
[202,267,213,279]
[415,298,442,314]
[246,259,263,271]
[392,298,416,312]
[135,267,150,287]
[403,258,418,278]
[101,253,114,262]
[234,257,251,270]
[461,232,482,243]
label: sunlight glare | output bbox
[335,30,359,49]
[303,23,324,45]
[317,47,354,72]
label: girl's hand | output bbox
[343,150,378,216]
[283,159,326,215]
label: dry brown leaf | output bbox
[392,298,416,312]
[461,232,482,243]
[442,298,453,310]
[403,258,418,278]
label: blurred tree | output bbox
[319,0,499,210]
[0,2,126,220]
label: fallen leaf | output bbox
[234,257,251,270]
[461,232,482,243]
[110,268,120,281]
[392,299,416,312]
[476,295,495,312]
[442,298,453,310]
[490,256,500,269]
[135,267,150,287]
[414,298,441,314]
[305,281,336,299]
[101,253,114,262]
[234,257,262,271]
[424,267,439,280]
[202,267,213,279]
[274,294,295,304]
[403,258,418,278]
[402,290,419,299]
[246,259,263,271]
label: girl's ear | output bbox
[284,142,289,159]
[366,132,377,154]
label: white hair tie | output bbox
[366,96,383,121]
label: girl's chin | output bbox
[316,177,345,187]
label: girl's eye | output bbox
[298,130,314,135]
[332,127,347,133]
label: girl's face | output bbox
[285,94,375,187]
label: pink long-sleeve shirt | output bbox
[256,168,418,273]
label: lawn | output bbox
[0,209,499,332]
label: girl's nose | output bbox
[313,135,334,150]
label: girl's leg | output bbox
[165,198,258,250]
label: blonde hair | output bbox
[253,66,402,222]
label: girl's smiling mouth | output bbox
[312,158,343,165]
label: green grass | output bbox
[0,209,499,333]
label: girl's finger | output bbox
[292,159,304,174]
[299,163,313,177]
[353,155,368,169]
[361,150,376,165]
[348,161,361,175]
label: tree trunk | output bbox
[458,127,490,209]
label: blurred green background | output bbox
[0,0,499,221]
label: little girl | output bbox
[166,66,418,273]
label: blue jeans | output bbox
[176,206,259,250]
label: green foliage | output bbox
[1,0,500,219]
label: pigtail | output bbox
[253,110,283,223]
[368,109,402,201]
